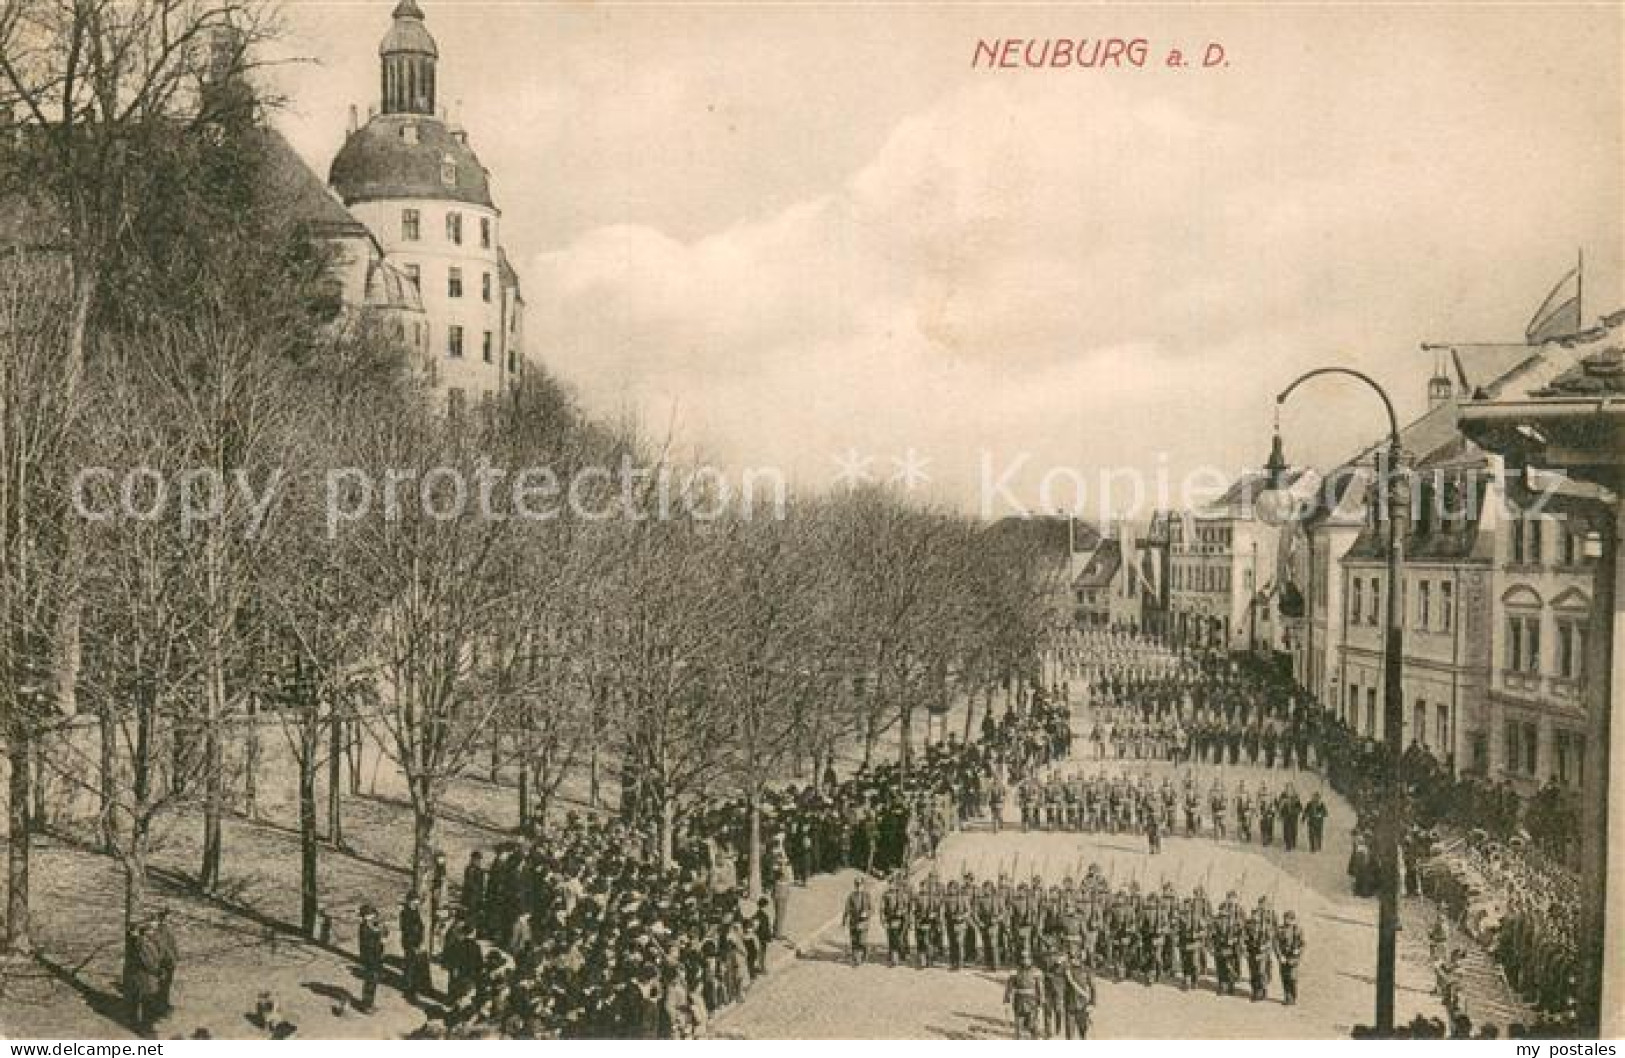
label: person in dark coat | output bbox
[462,851,487,935]
[123,921,165,1033]
[400,896,431,1001]
[358,905,388,1012]
[151,908,178,1015]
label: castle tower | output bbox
[329,0,525,407]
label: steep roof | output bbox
[986,514,1101,557]
[257,127,372,239]
[1072,538,1121,589]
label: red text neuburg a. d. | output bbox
[972,38,1229,70]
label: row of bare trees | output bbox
[0,1,1064,995]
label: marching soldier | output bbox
[1305,790,1328,852]
[1210,781,1228,840]
[1236,783,1255,843]
[1276,910,1305,1005]
[842,876,873,966]
[1259,787,1277,847]
[914,873,944,969]
[1213,891,1245,996]
[1245,897,1278,1001]
[1179,892,1209,991]
[1004,952,1046,1040]
[1280,785,1304,852]
[1184,782,1202,837]
[944,879,972,970]
[1145,802,1163,855]
[357,904,388,1013]
[1061,942,1097,1039]
[976,878,1006,971]
[882,872,914,967]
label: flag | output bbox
[1525,266,1581,344]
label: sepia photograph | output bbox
[0,0,1621,1043]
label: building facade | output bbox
[328,0,526,409]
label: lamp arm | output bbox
[1275,366,1401,452]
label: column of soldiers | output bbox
[864,865,1306,1035]
[1014,768,1329,855]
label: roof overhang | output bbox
[1458,399,1625,486]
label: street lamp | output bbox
[1276,366,1407,1036]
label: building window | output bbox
[482,331,493,364]
[1440,581,1453,632]
[1505,721,1521,774]
[448,325,464,359]
[1562,526,1580,565]
[1350,576,1362,625]
[403,263,420,291]
[1417,581,1430,630]
[507,348,517,374]
[441,157,457,187]
[1435,704,1449,754]
[402,208,421,241]
[1365,687,1376,737]
[482,272,492,303]
[1413,700,1426,746]
[480,217,492,249]
[447,211,463,245]
[1529,519,1543,563]
[1524,722,1538,775]
[1367,577,1380,625]
[1557,619,1586,681]
[1506,613,1541,674]
[448,267,463,299]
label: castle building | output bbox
[328,0,525,410]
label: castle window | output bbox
[448,267,463,299]
[448,325,464,359]
[507,349,517,374]
[446,211,463,245]
[441,157,457,188]
[403,263,420,291]
[482,272,492,303]
[401,208,420,241]
[480,217,492,249]
[482,331,493,364]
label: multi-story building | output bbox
[1168,438,1310,652]
[328,0,526,410]
[1073,538,1121,628]
[1487,473,1604,793]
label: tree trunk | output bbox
[488,729,500,784]
[658,798,675,869]
[6,730,32,954]
[326,706,344,846]
[746,788,763,902]
[517,754,531,832]
[98,698,117,852]
[199,637,226,891]
[29,736,47,830]
[899,701,914,779]
[244,700,260,821]
[409,787,436,897]
[298,741,319,937]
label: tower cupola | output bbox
[380,0,438,116]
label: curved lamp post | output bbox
[1276,366,1406,1036]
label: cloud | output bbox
[526,48,1620,516]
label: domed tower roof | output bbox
[329,113,495,209]
[381,0,437,58]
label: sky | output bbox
[272,1,1624,520]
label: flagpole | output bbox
[1577,247,1584,326]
